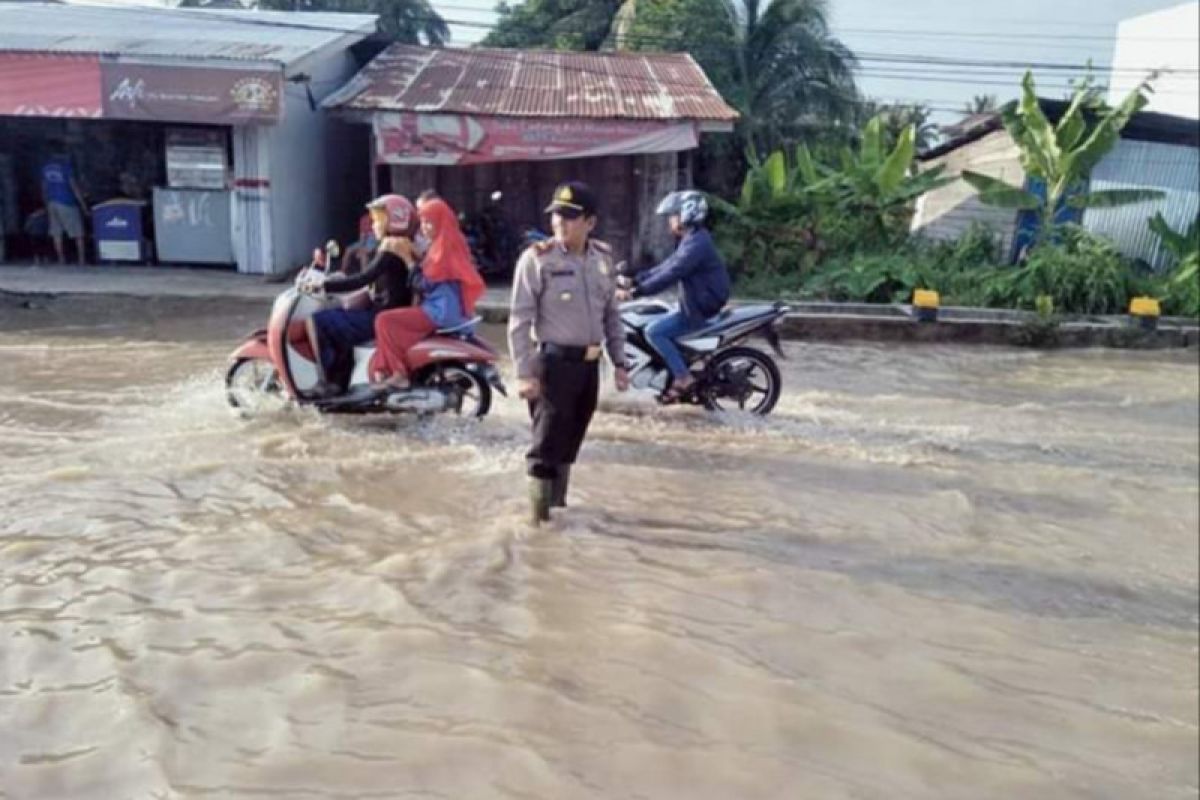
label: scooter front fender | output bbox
[231,332,271,363]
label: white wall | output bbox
[260,48,362,275]
[1109,2,1199,119]
[910,129,1023,256]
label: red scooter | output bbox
[225,241,505,418]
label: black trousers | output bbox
[526,355,600,479]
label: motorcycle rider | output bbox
[370,197,486,389]
[303,194,419,396]
[614,190,731,401]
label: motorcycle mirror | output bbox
[490,190,503,203]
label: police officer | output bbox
[508,181,629,524]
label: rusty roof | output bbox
[323,44,739,122]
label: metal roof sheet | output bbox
[0,3,376,67]
[323,43,739,122]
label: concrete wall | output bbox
[910,129,1022,254]
[252,49,364,275]
[1109,2,1199,119]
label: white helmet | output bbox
[655,190,708,227]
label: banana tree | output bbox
[709,145,827,274]
[821,115,953,215]
[962,70,1163,245]
[711,114,954,273]
[1150,212,1200,286]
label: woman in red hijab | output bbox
[371,197,486,387]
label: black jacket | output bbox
[323,251,413,310]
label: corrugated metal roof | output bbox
[921,97,1200,160]
[323,44,739,122]
[0,3,376,67]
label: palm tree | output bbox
[607,0,856,196]
[964,94,999,115]
[720,0,858,155]
[485,0,624,50]
[857,101,938,152]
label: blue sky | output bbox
[439,0,1197,121]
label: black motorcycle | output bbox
[616,269,790,415]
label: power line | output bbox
[427,14,1200,74]
[377,8,1200,76]
[431,2,1196,43]
[836,26,1198,43]
[340,37,1193,106]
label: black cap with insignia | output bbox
[544,181,598,218]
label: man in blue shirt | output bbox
[40,145,88,265]
[616,191,731,400]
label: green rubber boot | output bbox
[529,478,553,525]
[550,465,571,509]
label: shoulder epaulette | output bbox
[590,239,612,254]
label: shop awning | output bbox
[0,53,102,118]
[324,45,739,165]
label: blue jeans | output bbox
[646,310,702,381]
[313,307,376,378]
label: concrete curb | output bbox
[3,267,1196,350]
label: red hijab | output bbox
[419,198,485,316]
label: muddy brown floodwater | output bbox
[1,295,1197,799]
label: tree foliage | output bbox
[254,0,449,45]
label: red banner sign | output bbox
[102,64,282,123]
[0,53,103,118]
[373,112,698,165]
[0,54,282,124]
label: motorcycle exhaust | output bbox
[383,387,450,414]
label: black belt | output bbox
[540,342,602,362]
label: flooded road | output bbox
[2,295,1197,799]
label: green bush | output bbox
[792,225,1004,305]
[802,252,935,304]
[1151,267,1200,318]
[984,226,1139,315]
[726,199,1184,319]
[1148,212,1200,318]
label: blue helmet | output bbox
[655,190,708,227]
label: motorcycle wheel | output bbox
[424,364,492,418]
[701,347,782,416]
[225,357,283,416]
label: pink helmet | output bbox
[365,193,418,238]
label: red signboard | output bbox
[101,64,282,124]
[0,53,103,118]
[374,112,699,165]
[0,54,282,124]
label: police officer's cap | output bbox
[544,181,598,218]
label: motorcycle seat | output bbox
[437,316,482,337]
